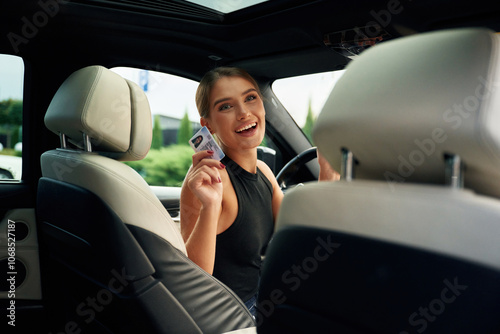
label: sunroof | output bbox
[185,0,268,14]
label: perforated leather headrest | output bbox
[314,28,500,198]
[45,65,152,161]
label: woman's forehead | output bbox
[210,76,255,99]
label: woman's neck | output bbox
[223,147,258,174]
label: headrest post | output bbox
[341,148,354,181]
[83,133,92,152]
[445,154,463,189]
[59,133,67,149]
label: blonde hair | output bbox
[195,67,262,119]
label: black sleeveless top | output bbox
[213,156,274,302]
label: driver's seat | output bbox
[37,65,256,333]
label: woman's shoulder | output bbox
[257,160,278,186]
[256,159,273,175]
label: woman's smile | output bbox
[235,122,258,136]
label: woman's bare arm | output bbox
[180,150,225,274]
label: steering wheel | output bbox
[276,147,317,189]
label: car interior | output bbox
[1,0,500,333]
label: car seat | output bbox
[36,65,256,334]
[257,28,500,333]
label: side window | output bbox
[111,67,200,186]
[0,54,23,181]
[272,70,345,144]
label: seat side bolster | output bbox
[41,150,187,254]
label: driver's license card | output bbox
[189,126,225,161]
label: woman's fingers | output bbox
[192,150,212,165]
[186,150,225,205]
[192,150,225,169]
[191,164,222,185]
[187,164,224,205]
[186,153,224,187]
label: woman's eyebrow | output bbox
[213,97,230,108]
[212,88,257,108]
[242,88,257,95]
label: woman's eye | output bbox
[218,104,231,111]
[246,94,257,102]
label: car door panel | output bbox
[0,208,42,301]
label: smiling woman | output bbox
[180,67,284,317]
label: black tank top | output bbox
[213,156,274,302]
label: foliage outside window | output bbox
[0,54,23,180]
[112,67,200,186]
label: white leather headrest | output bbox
[45,66,152,161]
[314,28,500,198]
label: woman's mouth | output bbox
[235,122,257,135]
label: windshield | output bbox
[272,70,345,143]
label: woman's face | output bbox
[202,76,265,154]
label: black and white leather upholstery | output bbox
[257,28,500,333]
[37,65,256,334]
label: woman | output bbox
[180,67,284,316]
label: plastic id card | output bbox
[189,126,225,161]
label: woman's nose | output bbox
[237,104,250,119]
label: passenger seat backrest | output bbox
[37,65,256,334]
[257,29,500,333]
[42,65,186,252]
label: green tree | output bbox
[0,99,23,126]
[260,135,268,147]
[177,110,193,145]
[0,99,23,148]
[10,126,21,148]
[302,97,315,143]
[125,145,193,186]
[151,114,163,149]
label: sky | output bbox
[1,55,345,128]
[112,67,201,122]
[186,0,267,13]
[273,71,345,126]
[0,55,24,100]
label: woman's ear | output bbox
[200,117,214,134]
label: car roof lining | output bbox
[2,0,500,82]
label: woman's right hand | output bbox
[185,150,225,208]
